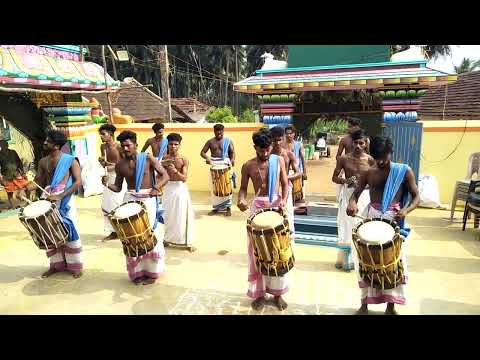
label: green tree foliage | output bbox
[206,106,238,123]
[454,57,480,74]
[239,108,255,123]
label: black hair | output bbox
[152,123,165,132]
[370,136,393,159]
[351,129,368,141]
[213,123,224,131]
[252,129,272,148]
[347,117,362,127]
[167,133,182,143]
[116,130,137,144]
[99,123,117,135]
[47,129,68,148]
[284,125,296,134]
[270,126,285,138]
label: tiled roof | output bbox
[234,60,457,93]
[419,71,480,120]
[83,78,183,122]
[170,97,212,122]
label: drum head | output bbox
[251,210,283,230]
[211,164,228,170]
[22,200,52,217]
[357,220,395,244]
[113,202,142,219]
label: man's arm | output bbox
[278,156,289,206]
[175,157,189,182]
[149,154,170,189]
[237,162,250,212]
[200,140,212,164]
[14,151,24,174]
[229,141,236,167]
[27,158,47,191]
[48,159,82,201]
[332,156,347,185]
[397,168,420,219]
[103,162,124,193]
[346,170,368,216]
[336,138,346,160]
[288,153,302,181]
[300,144,307,178]
[140,138,151,153]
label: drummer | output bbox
[141,123,169,160]
[332,129,373,270]
[102,130,169,285]
[200,123,236,217]
[25,130,83,279]
[347,136,420,315]
[284,125,307,206]
[98,124,125,241]
[237,129,289,311]
[336,117,370,159]
[270,126,302,234]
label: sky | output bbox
[397,45,480,73]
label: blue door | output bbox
[382,121,423,181]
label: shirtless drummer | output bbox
[332,129,373,270]
[237,129,290,311]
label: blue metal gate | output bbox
[382,121,423,181]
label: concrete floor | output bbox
[1,191,480,315]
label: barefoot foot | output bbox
[71,270,83,279]
[102,232,118,242]
[41,268,61,278]
[142,277,156,285]
[188,246,197,253]
[385,303,398,315]
[355,304,369,315]
[208,210,219,216]
[225,208,232,217]
[133,277,145,285]
[274,296,288,311]
[251,297,266,311]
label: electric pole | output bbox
[101,45,114,124]
[158,45,172,122]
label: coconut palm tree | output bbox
[454,57,480,74]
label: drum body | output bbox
[108,201,157,257]
[291,177,303,202]
[18,200,69,250]
[352,217,404,290]
[246,208,294,277]
[210,164,232,197]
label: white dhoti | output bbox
[336,184,370,266]
[122,190,166,281]
[163,181,195,246]
[43,186,83,273]
[352,204,408,305]
[101,170,126,234]
[209,157,233,211]
[247,195,290,299]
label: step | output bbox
[294,215,338,236]
[294,232,346,249]
[307,201,338,217]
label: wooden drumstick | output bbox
[104,151,108,176]
[19,196,32,204]
[32,180,50,197]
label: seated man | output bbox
[162,133,196,252]
[103,130,170,285]
[347,136,420,315]
[0,139,30,209]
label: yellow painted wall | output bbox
[98,123,265,194]
[420,120,480,205]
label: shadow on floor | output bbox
[0,264,47,284]
[409,255,480,275]
[20,267,158,304]
[163,248,343,274]
[419,298,480,315]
